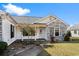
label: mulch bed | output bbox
[8,40,27,49]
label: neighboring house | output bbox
[69,24,79,37]
[0,11,69,45]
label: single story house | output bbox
[0,11,69,45]
[69,24,79,37]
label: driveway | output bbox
[3,40,50,56]
[14,45,42,56]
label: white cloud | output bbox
[3,4,31,16]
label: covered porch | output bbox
[16,23,48,41]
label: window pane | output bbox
[55,28,59,36]
[10,25,14,38]
[55,32,59,36]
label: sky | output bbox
[0,3,79,25]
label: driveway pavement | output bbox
[4,44,50,56]
[14,45,42,56]
[4,45,42,56]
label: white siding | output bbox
[71,30,79,37]
[16,27,22,39]
[0,19,2,41]
[2,19,17,45]
[35,28,48,40]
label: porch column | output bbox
[54,27,55,37]
[20,27,23,41]
[35,25,37,40]
[59,24,60,36]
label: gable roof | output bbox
[35,15,69,27]
[12,15,69,27]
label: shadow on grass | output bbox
[37,48,51,56]
[43,44,54,48]
[37,45,54,56]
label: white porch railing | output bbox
[21,36,46,40]
[22,36,35,39]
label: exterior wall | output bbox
[71,30,79,37]
[0,18,2,41]
[16,27,22,39]
[2,18,17,45]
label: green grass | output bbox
[44,43,79,56]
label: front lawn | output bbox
[44,43,79,56]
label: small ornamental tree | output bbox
[64,31,71,41]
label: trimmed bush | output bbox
[64,31,71,41]
[0,41,8,55]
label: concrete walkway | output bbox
[13,45,42,56]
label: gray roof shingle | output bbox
[12,16,42,24]
[11,15,69,28]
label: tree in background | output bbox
[21,25,35,36]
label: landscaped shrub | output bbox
[64,31,71,41]
[0,41,8,55]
